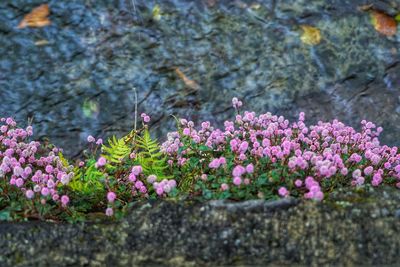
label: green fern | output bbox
[101,135,132,170]
[136,128,171,179]
[69,159,104,195]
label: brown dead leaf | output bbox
[175,68,200,91]
[371,11,397,36]
[18,4,51,29]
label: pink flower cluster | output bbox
[127,165,148,195]
[115,164,176,199]
[87,135,103,145]
[0,118,73,206]
[208,157,226,169]
[162,98,400,200]
[152,178,177,196]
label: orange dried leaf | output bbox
[18,4,51,29]
[371,11,397,36]
[175,68,200,90]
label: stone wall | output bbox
[1,186,399,266]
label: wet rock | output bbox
[0,186,399,266]
[0,0,399,156]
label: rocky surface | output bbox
[1,186,399,266]
[0,0,400,156]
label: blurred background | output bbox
[0,0,399,157]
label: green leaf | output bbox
[198,145,211,152]
[0,210,11,221]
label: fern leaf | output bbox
[136,129,171,179]
[101,135,131,168]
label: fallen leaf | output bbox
[18,4,51,29]
[371,11,397,36]
[300,25,321,45]
[175,68,200,91]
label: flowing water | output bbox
[0,0,399,156]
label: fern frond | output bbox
[58,152,70,168]
[101,135,131,169]
[136,129,171,179]
[69,160,104,195]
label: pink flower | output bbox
[107,191,117,203]
[139,186,147,193]
[147,175,157,184]
[15,178,24,187]
[294,179,303,187]
[105,208,114,217]
[95,157,107,168]
[96,138,103,145]
[364,166,374,176]
[221,183,229,191]
[45,165,53,174]
[232,176,242,186]
[352,169,361,179]
[239,141,249,153]
[163,184,172,193]
[156,187,164,195]
[0,125,7,133]
[278,187,289,197]
[47,179,55,188]
[143,116,151,123]
[313,191,324,201]
[356,176,365,185]
[208,158,220,169]
[41,187,50,196]
[232,97,243,108]
[232,97,239,106]
[25,190,34,199]
[218,157,227,165]
[232,165,246,177]
[132,165,142,175]
[61,195,69,207]
[168,179,177,188]
[135,180,144,189]
[183,128,191,136]
[87,135,95,143]
[245,164,254,173]
[129,173,137,182]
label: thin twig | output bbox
[133,87,138,132]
